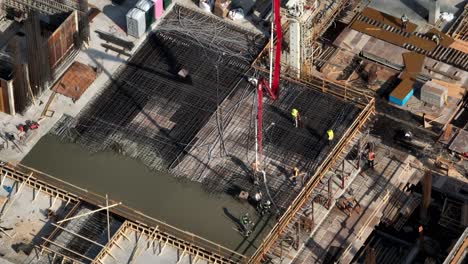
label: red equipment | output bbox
[17,120,40,133]
[255,0,282,162]
[272,0,282,96]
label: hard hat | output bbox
[291,108,299,117]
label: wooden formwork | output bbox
[0,162,79,204]
[95,220,245,264]
[47,11,78,70]
[92,221,131,264]
[0,162,247,264]
[248,97,375,263]
[447,4,468,42]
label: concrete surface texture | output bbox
[22,134,275,255]
[100,228,210,264]
[0,176,71,263]
[369,0,467,28]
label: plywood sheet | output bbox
[350,20,407,46]
[362,7,417,33]
[432,79,467,99]
[449,129,468,154]
[449,39,468,53]
[427,28,455,48]
[52,62,97,100]
[402,52,425,77]
[391,78,415,100]
[407,35,437,52]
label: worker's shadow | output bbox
[269,105,292,122]
[229,155,253,176]
[222,207,243,230]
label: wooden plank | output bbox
[390,78,415,100]
[361,7,417,33]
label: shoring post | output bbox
[356,138,362,169]
[341,174,345,189]
[311,201,314,231]
[294,221,301,250]
[341,161,346,189]
[327,178,332,209]
[106,194,111,243]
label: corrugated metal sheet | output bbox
[47,11,78,69]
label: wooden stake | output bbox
[41,237,95,262]
[57,202,121,224]
[106,194,111,243]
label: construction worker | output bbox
[326,129,334,144]
[241,213,253,237]
[431,33,441,45]
[401,14,409,31]
[291,108,301,128]
[258,200,272,215]
[368,148,375,169]
[290,167,300,184]
[241,213,253,226]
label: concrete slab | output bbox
[0,175,73,263]
[101,228,210,264]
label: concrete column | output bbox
[289,19,301,78]
[6,80,15,115]
[429,0,440,25]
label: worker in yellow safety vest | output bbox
[291,108,301,128]
[327,129,334,144]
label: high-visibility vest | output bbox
[293,167,299,177]
[327,129,334,141]
[291,109,299,118]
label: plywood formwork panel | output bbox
[47,11,78,69]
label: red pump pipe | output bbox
[272,0,282,96]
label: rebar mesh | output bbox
[51,5,361,212]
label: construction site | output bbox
[0,0,467,263]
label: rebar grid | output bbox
[40,205,123,263]
[50,5,360,212]
[180,77,361,210]
[51,5,266,171]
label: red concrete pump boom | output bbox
[254,0,282,164]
